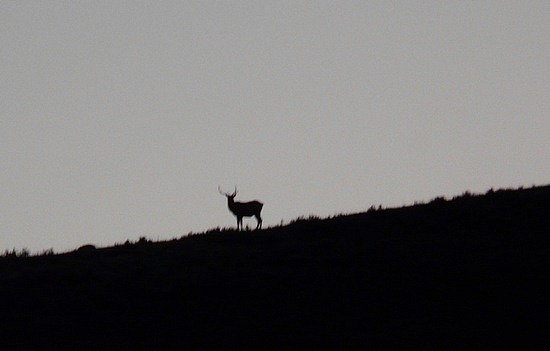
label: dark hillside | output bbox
[0,185,548,350]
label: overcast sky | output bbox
[1,1,548,253]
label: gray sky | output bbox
[1,1,549,253]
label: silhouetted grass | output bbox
[1,248,30,259]
[0,185,548,350]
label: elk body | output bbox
[219,186,263,230]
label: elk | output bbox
[219,186,263,230]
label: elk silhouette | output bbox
[219,186,263,230]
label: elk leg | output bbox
[255,215,262,230]
[237,217,243,231]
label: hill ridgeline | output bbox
[0,185,548,349]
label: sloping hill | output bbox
[0,185,548,350]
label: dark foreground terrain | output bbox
[0,186,548,350]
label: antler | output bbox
[218,186,238,197]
